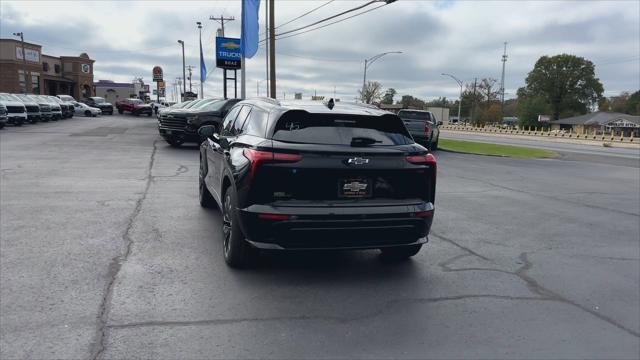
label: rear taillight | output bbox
[407,153,437,183]
[406,153,436,166]
[424,122,430,134]
[243,148,302,180]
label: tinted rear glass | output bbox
[398,110,430,120]
[272,112,413,146]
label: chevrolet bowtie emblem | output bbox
[347,157,369,165]
[343,181,368,192]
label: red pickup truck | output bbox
[115,98,153,116]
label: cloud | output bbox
[1,0,638,101]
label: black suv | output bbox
[198,99,437,267]
[158,98,240,147]
[83,97,114,115]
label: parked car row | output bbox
[0,93,111,128]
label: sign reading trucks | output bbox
[215,37,241,70]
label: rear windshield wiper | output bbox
[350,137,382,147]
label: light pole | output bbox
[13,32,29,94]
[197,22,204,99]
[256,79,267,96]
[361,51,401,103]
[442,73,463,124]
[177,40,186,101]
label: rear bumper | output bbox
[238,200,434,250]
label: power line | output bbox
[270,4,386,42]
[275,0,335,30]
[274,0,379,38]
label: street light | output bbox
[442,73,463,124]
[256,79,267,96]
[361,51,401,102]
[177,40,186,101]
[197,22,204,99]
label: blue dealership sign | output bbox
[216,37,241,70]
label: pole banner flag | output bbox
[241,0,260,58]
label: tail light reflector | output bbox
[257,213,291,220]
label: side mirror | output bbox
[198,125,217,141]
[437,121,443,126]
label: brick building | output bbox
[0,38,95,99]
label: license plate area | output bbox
[338,178,372,198]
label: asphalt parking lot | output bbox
[1,115,639,359]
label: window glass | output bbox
[18,70,26,93]
[31,72,39,94]
[244,108,268,137]
[233,106,252,135]
[397,110,430,121]
[221,106,242,135]
[272,112,413,146]
[201,100,227,112]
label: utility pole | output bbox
[177,40,186,101]
[198,21,204,99]
[500,42,508,117]
[471,77,477,124]
[269,0,276,99]
[13,32,29,94]
[210,15,234,37]
[265,3,269,97]
[210,15,235,99]
[186,65,194,93]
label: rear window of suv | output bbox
[272,111,413,146]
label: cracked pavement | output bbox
[1,115,639,359]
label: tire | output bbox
[85,110,91,117]
[166,138,183,147]
[147,112,152,117]
[0,123,5,129]
[199,157,217,208]
[380,244,422,260]
[221,187,257,268]
[118,109,123,114]
[14,120,23,127]
[30,118,38,124]
[431,138,438,151]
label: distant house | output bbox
[550,112,640,136]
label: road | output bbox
[1,115,639,359]
[441,130,640,166]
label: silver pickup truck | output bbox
[397,109,441,150]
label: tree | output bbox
[359,81,383,104]
[478,78,499,105]
[503,99,518,117]
[625,91,640,115]
[517,96,551,128]
[598,97,611,112]
[380,88,396,104]
[609,92,629,113]
[480,103,502,124]
[523,54,604,119]
[399,95,426,109]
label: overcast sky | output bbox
[1,0,638,102]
